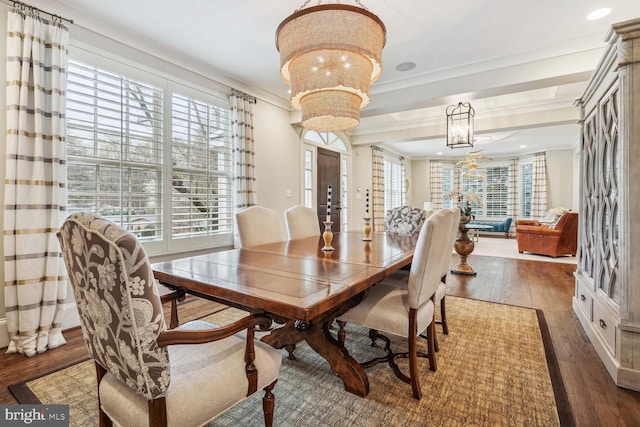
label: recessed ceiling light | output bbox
[520,145,527,148]
[586,8,611,20]
[436,151,443,156]
[395,62,416,72]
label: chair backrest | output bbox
[407,209,457,309]
[57,213,169,400]
[385,205,427,235]
[437,208,461,278]
[556,211,579,240]
[236,206,287,247]
[284,205,320,240]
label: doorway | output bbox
[317,147,341,232]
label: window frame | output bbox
[66,48,234,256]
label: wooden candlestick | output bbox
[322,221,335,252]
[362,217,372,241]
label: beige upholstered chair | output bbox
[236,206,287,248]
[380,208,459,338]
[337,209,457,399]
[284,205,320,240]
[385,205,427,235]
[57,213,282,427]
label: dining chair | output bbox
[236,206,287,247]
[57,213,282,427]
[336,208,457,399]
[284,205,320,240]
[380,208,459,338]
[385,205,427,235]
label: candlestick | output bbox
[322,220,335,252]
[326,185,332,221]
[365,189,369,215]
[362,217,372,241]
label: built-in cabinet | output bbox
[574,18,640,391]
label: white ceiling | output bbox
[47,0,640,159]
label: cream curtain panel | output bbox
[507,158,519,219]
[230,89,257,209]
[4,9,69,356]
[371,146,385,231]
[531,152,548,219]
[429,161,443,209]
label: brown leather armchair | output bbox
[515,212,578,257]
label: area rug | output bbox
[10,297,574,426]
[467,237,577,264]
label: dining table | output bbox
[151,230,418,397]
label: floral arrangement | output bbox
[444,189,483,218]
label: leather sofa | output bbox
[515,212,578,257]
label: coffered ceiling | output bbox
[46,0,640,158]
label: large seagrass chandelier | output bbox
[276,1,386,132]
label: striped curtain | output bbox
[230,89,257,209]
[371,146,385,231]
[4,9,69,356]
[531,152,548,219]
[429,161,443,209]
[507,158,519,219]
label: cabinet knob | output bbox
[580,294,586,302]
[599,319,607,329]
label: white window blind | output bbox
[483,166,508,217]
[384,159,405,212]
[66,58,234,253]
[171,94,233,238]
[66,61,164,240]
[304,149,314,208]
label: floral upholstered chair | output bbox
[385,205,427,235]
[57,213,282,427]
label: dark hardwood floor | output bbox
[2,250,640,426]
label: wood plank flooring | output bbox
[2,251,640,426]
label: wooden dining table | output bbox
[151,231,418,397]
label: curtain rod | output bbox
[4,0,74,24]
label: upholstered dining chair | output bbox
[284,205,320,240]
[57,213,282,427]
[236,206,287,247]
[385,205,427,235]
[379,208,459,339]
[337,209,457,399]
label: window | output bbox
[66,58,233,255]
[520,163,533,218]
[384,158,405,212]
[442,167,454,208]
[439,164,508,218]
[304,149,314,208]
[483,166,508,217]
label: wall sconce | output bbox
[446,102,475,149]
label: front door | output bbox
[317,147,341,232]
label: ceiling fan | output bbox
[456,150,492,180]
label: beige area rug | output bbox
[464,236,577,264]
[11,297,574,426]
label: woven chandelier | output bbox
[276,2,386,132]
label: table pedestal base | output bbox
[261,298,370,397]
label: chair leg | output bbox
[94,362,113,427]
[427,321,437,372]
[262,380,277,427]
[440,296,449,335]
[408,308,421,400]
[147,397,167,427]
